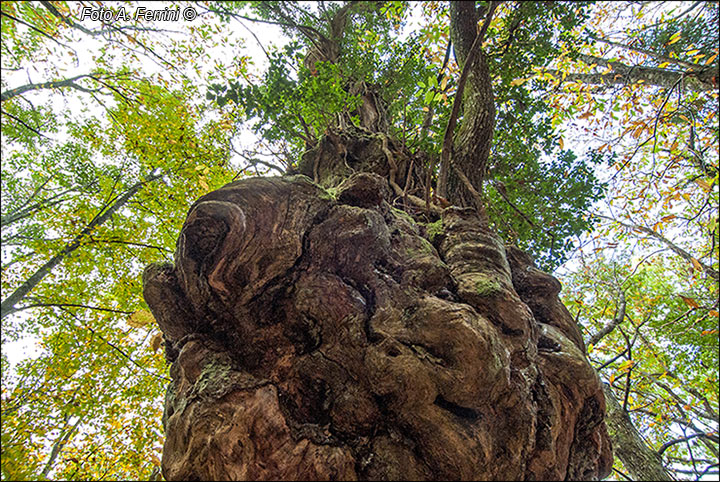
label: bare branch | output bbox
[544,53,717,92]
[1,110,52,139]
[1,74,102,102]
[593,213,719,280]
[588,289,626,346]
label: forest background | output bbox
[1,1,718,480]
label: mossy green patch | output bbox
[319,185,339,201]
[475,276,502,297]
[425,220,444,243]
[417,237,435,255]
[390,206,415,225]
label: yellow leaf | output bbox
[510,78,527,87]
[706,53,718,65]
[686,49,700,56]
[151,333,164,353]
[709,310,719,317]
[199,178,210,191]
[679,295,700,309]
[668,32,682,45]
[658,62,670,68]
[579,111,593,120]
[128,309,155,328]
[690,257,703,272]
[559,137,564,149]
[696,179,711,191]
[661,214,676,222]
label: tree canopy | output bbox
[1,1,717,480]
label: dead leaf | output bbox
[690,257,703,272]
[151,332,164,353]
[696,179,711,191]
[128,309,155,328]
[679,295,700,309]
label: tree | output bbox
[1,2,242,479]
[549,2,719,479]
[2,1,717,480]
[144,1,614,480]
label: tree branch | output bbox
[1,110,52,139]
[545,53,717,92]
[1,173,162,320]
[1,74,103,102]
[588,289,627,346]
[12,302,134,315]
[593,213,719,280]
[0,10,72,50]
[588,34,699,71]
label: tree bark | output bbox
[603,383,675,481]
[438,3,496,213]
[144,174,612,480]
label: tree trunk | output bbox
[144,170,612,480]
[437,2,496,212]
[143,3,613,480]
[603,384,674,481]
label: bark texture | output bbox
[144,173,612,481]
[603,384,674,481]
[439,2,496,211]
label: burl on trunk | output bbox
[143,173,612,481]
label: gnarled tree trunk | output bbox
[144,167,612,480]
[143,2,613,480]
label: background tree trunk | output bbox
[603,384,675,481]
[437,2,496,212]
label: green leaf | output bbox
[424,89,434,105]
